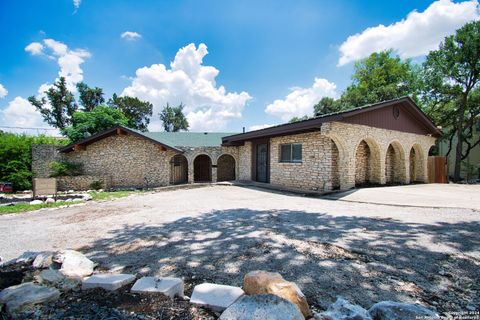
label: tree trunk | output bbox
[453,95,467,181]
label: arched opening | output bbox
[330,139,340,189]
[194,154,212,182]
[217,154,236,182]
[409,145,424,183]
[355,140,372,186]
[170,154,188,185]
[385,142,406,184]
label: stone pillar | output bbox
[188,159,194,184]
[212,166,217,183]
[404,158,411,184]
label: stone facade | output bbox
[32,145,63,178]
[56,176,112,191]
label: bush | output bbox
[89,180,103,190]
[0,132,67,191]
[49,161,83,177]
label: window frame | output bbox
[279,143,302,163]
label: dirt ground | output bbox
[0,185,479,314]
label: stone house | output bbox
[33,97,441,192]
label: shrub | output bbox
[89,180,103,190]
[49,161,83,177]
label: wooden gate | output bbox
[194,155,212,182]
[428,156,447,183]
[170,155,188,184]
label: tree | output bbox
[109,94,153,132]
[62,106,129,142]
[77,82,105,112]
[28,77,78,130]
[340,50,420,108]
[289,115,310,123]
[313,97,343,116]
[422,20,480,181]
[159,103,189,132]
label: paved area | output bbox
[0,185,479,312]
[326,184,480,210]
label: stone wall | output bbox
[269,132,339,191]
[56,175,112,191]
[237,142,252,181]
[32,145,63,178]
[355,140,371,185]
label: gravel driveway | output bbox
[1,185,479,312]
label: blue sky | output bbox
[0,0,478,134]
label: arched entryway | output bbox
[170,155,188,184]
[409,144,424,183]
[330,139,340,189]
[385,141,406,184]
[194,154,212,182]
[355,140,372,186]
[217,154,236,181]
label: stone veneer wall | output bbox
[237,142,252,181]
[56,175,112,191]
[64,134,177,188]
[32,145,63,178]
[355,140,371,185]
[269,132,339,191]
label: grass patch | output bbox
[88,190,140,201]
[0,201,78,215]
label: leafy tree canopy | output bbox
[109,94,153,132]
[77,82,105,112]
[159,103,189,132]
[28,77,77,130]
[62,106,129,142]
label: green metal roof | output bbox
[139,131,239,148]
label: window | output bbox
[280,143,302,163]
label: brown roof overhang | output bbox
[58,126,182,153]
[222,97,441,145]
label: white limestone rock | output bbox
[29,200,43,205]
[131,277,184,298]
[368,301,439,320]
[44,198,55,204]
[219,294,304,320]
[190,283,244,312]
[32,252,54,269]
[0,282,60,313]
[82,273,136,291]
[54,250,95,278]
[315,297,371,320]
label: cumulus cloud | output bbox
[122,43,251,131]
[248,124,275,131]
[265,78,337,122]
[26,38,91,91]
[25,42,44,55]
[338,0,480,66]
[73,0,81,10]
[121,31,142,41]
[0,84,7,98]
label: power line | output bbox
[0,125,57,131]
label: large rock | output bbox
[15,251,38,264]
[368,301,438,320]
[82,273,136,291]
[190,283,245,312]
[220,294,304,320]
[315,297,371,320]
[0,282,60,313]
[35,269,65,285]
[244,270,311,318]
[30,200,43,205]
[32,252,54,269]
[131,277,184,298]
[54,250,95,278]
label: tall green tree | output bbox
[314,97,343,116]
[77,82,105,112]
[422,20,480,181]
[28,77,78,130]
[159,103,189,132]
[109,94,153,132]
[340,50,420,108]
[62,106,129,142]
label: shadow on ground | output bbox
[81,208,480,312]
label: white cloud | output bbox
[122,43,251,131]
[121,31,142,41]
[265,78,337,121]
[0,84,7,98]
[338,0,480,66]
[25,42,44,55]
[248,124,275,131]
[73,0,81,10]
[26,39,91,91]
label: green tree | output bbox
[340,50,420,108]
[77,82,105,112]
[159,103,189,132]
[62,106,129,142]
[28,77,78,130]
[109,94,153,132]
[422,21,480,181]
[313,97,343,116]
[289,115,310,123]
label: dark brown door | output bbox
[194,155,212,182]
[256,143,268,183]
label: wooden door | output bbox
[256,143,268,183]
